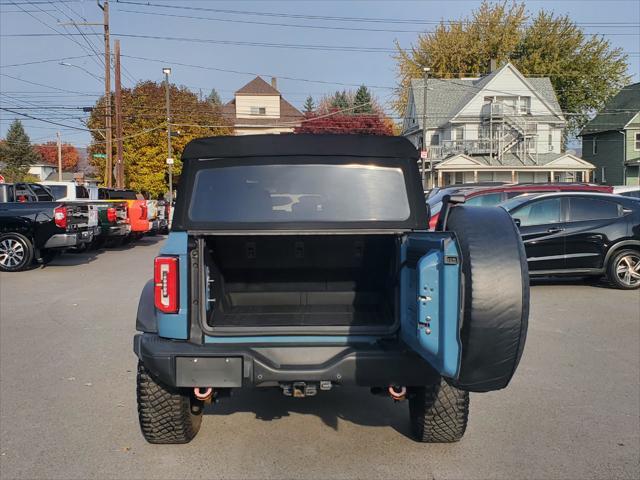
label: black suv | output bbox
[501,192,640,289]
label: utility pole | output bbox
[163,67,173,208]
[56,131,62,181]
[114,39,124,188]
[98,0,112,188]
[422,66,430,189]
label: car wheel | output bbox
[0,233,34,272]
[136,361,203,444]
[607,249,640,290]
[408,378,469,443]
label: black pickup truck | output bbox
[134,135,529,444]
[0,182,99,271]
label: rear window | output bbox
[568,197,621,221]
[465,192,504,206]
[107,190,138,200]
[75,186,89,199]
[189,164,410,223]
[48,185,68,200]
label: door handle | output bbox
[547,227,564,233]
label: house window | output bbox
[519,97,531,114]
[548,132,554,151]
[431,133,440,146]
[454,127,464,141]
[593,136,598,155]
[250,106,266,115]
[635,132,640,151]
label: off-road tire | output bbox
[607,249,640,290]
[409,378,469,443]
[0,233,34,272]
[136,361,203,444]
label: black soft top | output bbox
[181,134,419,161]
[174,134,427,232]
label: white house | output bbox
[402,62,595,187]
[222,76,303,135]
[28,163,57,181]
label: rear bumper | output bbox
[133,333,438,388]
[44,229,96,249]
[102,224,130,237]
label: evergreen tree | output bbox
[303,95,315,114]
[206,88,222,106]
[353,85,373,113]
[330,90,350,111]
[0,120,40,182]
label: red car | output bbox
[427,183,613,229]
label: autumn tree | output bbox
[34,142,80,171]
[87,81,231,196]
[394,0,629,135]
[295,112,393,136]
[0,120,40,182]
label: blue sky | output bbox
[1,0,639,147]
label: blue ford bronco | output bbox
[134,134,529,444]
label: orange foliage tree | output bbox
[34,142,80,171]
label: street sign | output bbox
[166,158,174,165]
[420,150,429,159]
[93,153,107,159]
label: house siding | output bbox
[581,131,625,185]
[235,95,281,119]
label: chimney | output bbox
[490,58,498,72]
[271,77,278,90]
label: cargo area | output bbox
[203,235,398,330]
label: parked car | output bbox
[134,134,529,444]
[501,192,640,289]
[0,183,99,271]
[613,185,640,199]
[427,183,614,229]
[41,181,130,246]
[98,188,150,239]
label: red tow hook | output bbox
[194,387,213,401]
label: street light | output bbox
[163,67,173,216]
[422,66,431,188]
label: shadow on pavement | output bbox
[530,276,612,289]
[204,386,412,437]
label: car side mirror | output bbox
[513,218,521,227]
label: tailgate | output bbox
[63,203,92,232]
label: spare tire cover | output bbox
[447,205,529,392]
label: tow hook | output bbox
[281,382,318,398]
[388,385,407,401]
[194,387,213,401]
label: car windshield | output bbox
[189,163,411,223]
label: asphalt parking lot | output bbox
[0,238,638,480]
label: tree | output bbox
[353,85,373,113]
[393,0,629,136]
[295,112,393,135]
[330,90,350,110]
[0,120,40,182]
[303,95,315,114]
[34,142,79,171]
[87,81,231,196]
[206,88,222,106]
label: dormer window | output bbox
[250,106,266,115]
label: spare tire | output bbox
[446,205,529,393]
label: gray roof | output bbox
[407,63,564,131]
[580,82,640,135]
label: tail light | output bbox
[106,207,117,223]
[154,256,179,313]
[140,202,148,220]
[428,213,439,230]
[54,206,68,229]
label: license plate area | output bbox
[176,357,242,387]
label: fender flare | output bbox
[136,279,158,333]
[603,240,640,267]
